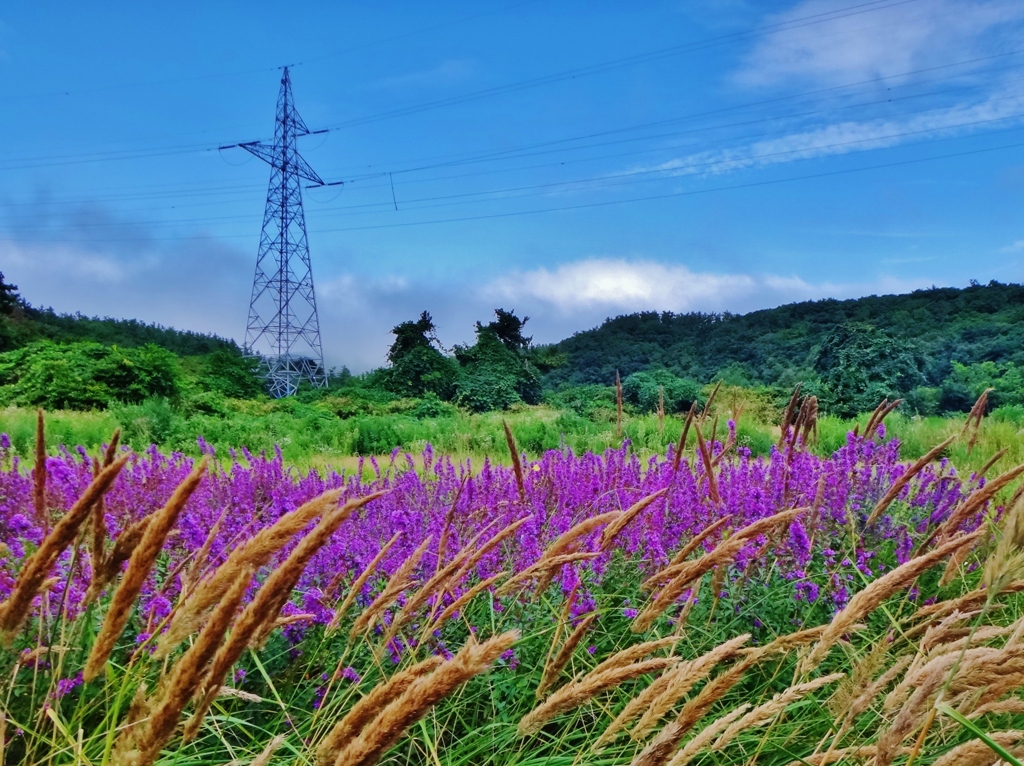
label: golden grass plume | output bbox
[0,453,129,642]
[332,631,518,766]
[328,531,402,630]
[799,530,982,676]
[314,656,443,766]
[111,565,250,766]
[157,487,347,657]
[519,658,676,737]
[85,459,208,681]
[629,634,750,742]
[536,612,598,699]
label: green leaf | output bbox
[937,702,1024,766]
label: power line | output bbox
[9,132,1022,242]
[9,63,1010,212]
[307,137,1024,233]
[5,45,1016,205]
[315,0,927,131]
[7,0,921,166]
[13,106,1024,230]
[378,53,1024,177]
[325,70,1024,193]
[6,2,540,102]
[1,9,1013,179]
[315,113,1024,215]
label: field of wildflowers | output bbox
[2,403,1024,765]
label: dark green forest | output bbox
[1,270,1021,420]
[543,281,1024,416]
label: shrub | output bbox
[622,370,702,414]
[353,416,403,455]
[0,340,183,409]
[544,384,616,419]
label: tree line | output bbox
[1,268,1022,418]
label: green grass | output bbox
[3,402,1022,477]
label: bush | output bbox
[0,340,183,410]
[197,349,263,399]
[622,370,702,414]
[456,368,521,412]
[905,386,941,416]
[408,393,459,419]
[991,404,1024,424]
[353,416,403,455]
[545,384,616,419]
[111,397,180,447]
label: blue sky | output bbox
[2,1,1024,371]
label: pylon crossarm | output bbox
[239,142,325,186]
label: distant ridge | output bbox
[542,281,1024,388]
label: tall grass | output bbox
[4,400,1022,476]
[3,409,1024,765]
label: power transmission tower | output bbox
[231,67,330,397]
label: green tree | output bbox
[813,323,923,417]
[199,348,264,399]
[621,370,702,413]
[383,311,457,400]
[455,310,540,412]
[482,308,532,353]
[0,273,22,316]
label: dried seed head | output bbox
[315,656,443,766]
[159,488,348,656]
[518,658,676,737]
[85,460,208,681]
[537,612,598,699]
[0,454,129,642]
[800,531,982,675]
[333,631,518,766]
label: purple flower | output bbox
[788,520,811,564]
[341,666,361,684]
[53,672,83,700]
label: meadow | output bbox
[2,396,1024,766]
[2,394,1024,474]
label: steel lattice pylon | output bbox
[240,67,328,398]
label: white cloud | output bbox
[736,0,1024,88]
[482,257,929,316]
[646,84,1024,177]
[1000,239,1024,253]
[614,1,1024,184]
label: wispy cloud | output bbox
[648,85,1024,177]
[999,239,1024,252]
[736,0,1024,88]
[620,1,1024,184]
[372,59,476,90]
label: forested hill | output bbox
[0,274,236,357]
[542,282,1024,389]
